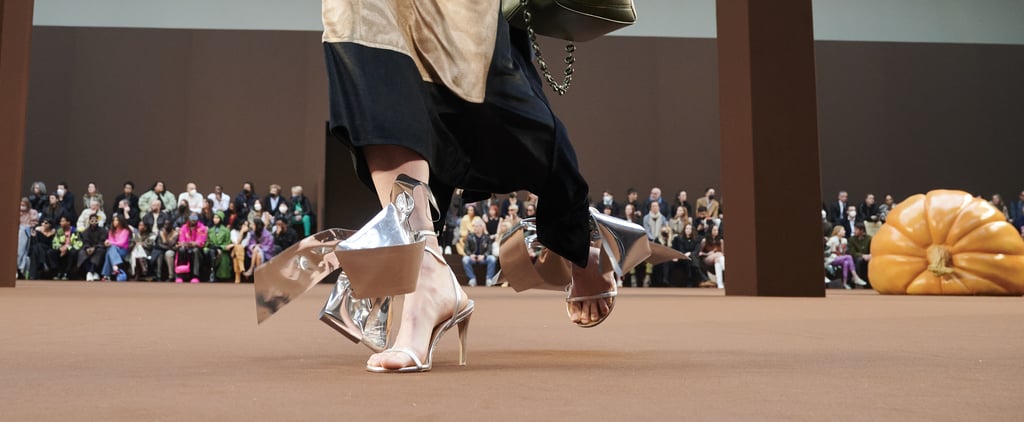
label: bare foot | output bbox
[366,239,468,370]
[567,246,616,326]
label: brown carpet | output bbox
[2,281,1022,421]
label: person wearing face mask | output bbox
[261,184,288,215]
[839,206,857,239]
[594,191,621,218]
[55,182,76,217]
[696,187,721,221]
[177,182,204,214]
[246,200,272,228]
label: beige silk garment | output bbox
[322,0,500,103]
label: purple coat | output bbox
[247,229,274,260]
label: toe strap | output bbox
[378,347,425,370]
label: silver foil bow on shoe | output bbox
[255,174,437,353]
[497,207,683,289]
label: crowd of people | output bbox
[19,180,1022,289]
[17,181,314,282]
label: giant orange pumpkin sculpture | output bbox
[869,189,1024,295]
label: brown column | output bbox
[0,0,34,287]
[716,0,824,296]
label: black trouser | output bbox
[28,243,55,279]
[175,247,203,278]
[855,257,871,287]
[76,247,106,275]
[204,249,222,281]
[48,249,75,277]
[149,248,170,280]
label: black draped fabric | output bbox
[324,14,590,267]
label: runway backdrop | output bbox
[22,2,1024,228]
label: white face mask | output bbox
[848,211,857,218]
[20,205,28,211]
[56,189,65,197]
[189,188,196,194]
[253,203,262,211]
[278,205,288,213]
[603,195,612,204]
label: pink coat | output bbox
[178,222,208,247]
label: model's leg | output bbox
[363,145,468,371]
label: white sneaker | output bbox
[444,246,452,255]
[86,272,97,281]
[853,277,868,286]
[485,278,495,287]
[467,279,477,287]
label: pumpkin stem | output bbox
[926,245,955,276]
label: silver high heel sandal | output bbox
[497,207,683,327]
[254,175,439,352]
[366,239,475,373]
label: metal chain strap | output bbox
[520,0,575,95]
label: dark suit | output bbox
[642,198,669,218]
[827,200,848,225]
[838,217,856,238]
[595,200,621,218]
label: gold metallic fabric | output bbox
[322,0,500,103]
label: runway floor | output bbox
[2,281,1022,421]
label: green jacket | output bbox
[849,234,872,260]
[139,190,177,213]
[52,228,83,250]
[206,225,232,251]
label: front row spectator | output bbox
[77,200,106,232]
[461,219,497,287]
[174,213,208,283]
[205,212,233,282]
[825,225,867,289]
[152,220,179,281]
[50,216,81,280]
[848,222,873,287]
[244,220,274,277]
[100,214,132,281]
[227,218,250,283]
[671,223,707,287]
[77,214,107,281]
[272,217,299,256]
[28,218,56,280]
[699,224,725,288]
[131,221,155,280]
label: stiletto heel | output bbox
[366,245,474,373]
[457,313,471,366]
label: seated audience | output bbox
[624,188,642,221]
[271,217,299,256]
[131,221,156,280]
[643,187,669,219]
[456,204,479,256]
[171,200,191,228]
[199,198,216,227]
[262,184,288,216]
[208,185,231,213]
[859,194,880,223]
[82,183,104,212]
[696,187,721,220]
[595,191,621,218]
[178,182,204,214]
[826,190,848,225]
[235,181,260,218]
[76,200,106,232]
[49,216,81,280]
[28,181,47,213]
[55,182,76,217]
[650,225,673,287]
[670,190,692,224]
[699,224,725,288]
[289,185,314,237]
[246,201,272,229]
[990,194,1010,221]
[110,181,139,218]
[28,218,57,280]
[77,214,108,281]
[174,212,208,283]
[671,223,707,287]
[483,204,501,236]
[825,225,867,289]
[205,212,232,282]
[228,218,251,283]
[138,181,176,214]
[461,218,496,287]
[244,220,274,277]
[877,194,897,223]
[100,214,132,281]
[18,198,39,278]
[113,198,140,228]
[42,194,71,226]
[141,199,170,231]
[152,220,179,282]
[643,202,666,241]
[848,222,873,286]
